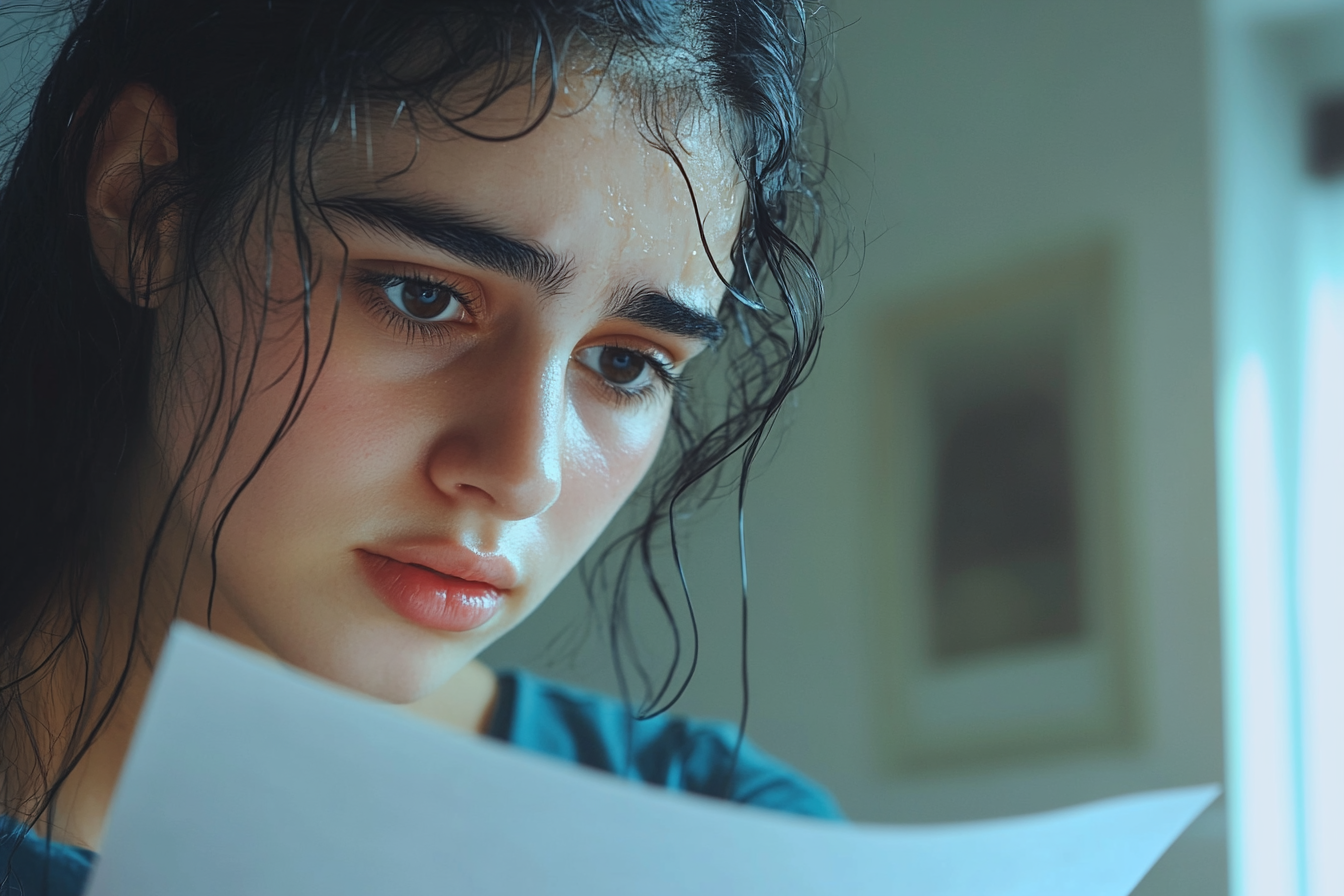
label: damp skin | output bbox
[133,83,746,708]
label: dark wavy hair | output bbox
[0,0,829,825]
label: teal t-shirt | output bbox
[1,669,842,894]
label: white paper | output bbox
[86,624,1217,896]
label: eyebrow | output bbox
[316,195,576,296]
[609,288,726,346]
[318,194,724,346]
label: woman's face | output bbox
[148,85,742,702]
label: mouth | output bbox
[356,549,510,633]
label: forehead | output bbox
[313,83,744,303]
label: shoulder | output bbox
[0,816,94,896]
[488,669,844,821]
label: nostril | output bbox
[452,482,489,498]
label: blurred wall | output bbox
[486,0,1226,892]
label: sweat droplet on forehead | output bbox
[312,81,743,311]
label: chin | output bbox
[276,617,484,705]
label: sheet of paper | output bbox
[86,624,1217,896]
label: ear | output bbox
[85,83,180,306]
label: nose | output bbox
[425,342,566,521]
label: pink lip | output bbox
[356,546,516,633]
[369,543,519,591]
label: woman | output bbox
[0,0,833,890]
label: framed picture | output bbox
[869,242,1135,771]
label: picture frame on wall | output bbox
[869,242,1135,772]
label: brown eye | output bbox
[575,345,666,393]
[598,347,645,384]
[382,278,466,322]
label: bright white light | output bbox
[1299,282,1344,896]
[1226,357,1300,896]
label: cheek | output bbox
[542,402,670,551]
[604,411,672,482]
[147,253,351,528]
[223,329,435,517]
[198,355,423,626]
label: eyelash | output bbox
[353,269,684,405]
[590,343,682,406]
[353,270,477,344]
